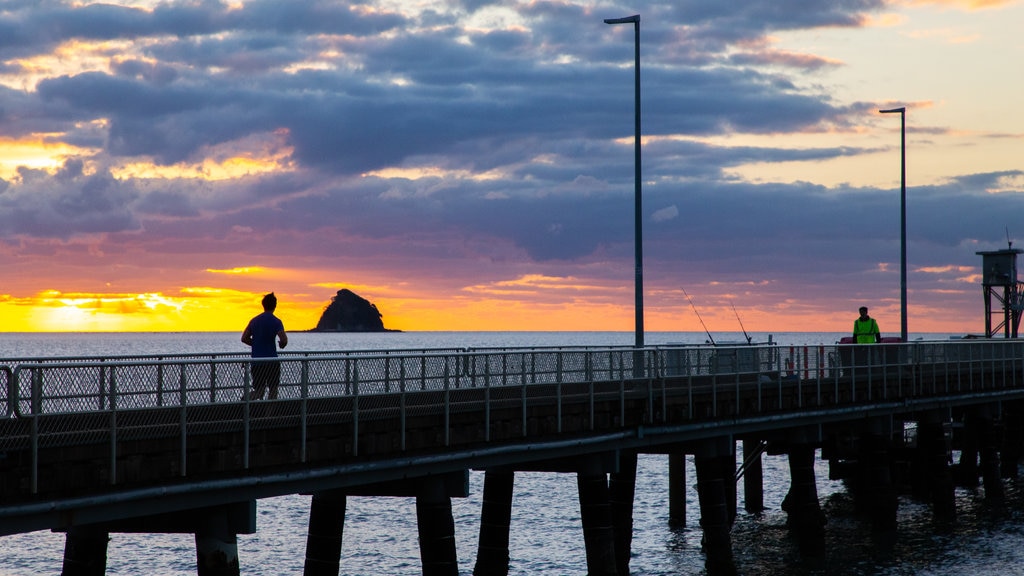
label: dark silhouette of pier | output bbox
[2,339,1023,575]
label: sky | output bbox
[0,0,1022,335]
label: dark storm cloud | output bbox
[663,0,883,44]
[0,0,405,55]
[3,0,865,172]
[0,161,139,238]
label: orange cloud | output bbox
[0,136,97,179]
[207,267,269,275]
[111,130,295,181]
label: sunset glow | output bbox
[0,1,1021,336]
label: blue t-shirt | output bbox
[247,312,284,358]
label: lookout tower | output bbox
[976,245,1024,337]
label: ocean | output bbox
[2,330,1019,576]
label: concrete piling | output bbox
[668,452,686,527]
[577,472,618,576]
[303,490,347,576]
[975,410,1004,501]
[473,470,515,576]
[694,452,737,576]
[916,414,956,522]
[742,439,764,514]
[1001,402,1023,479]
[195,507,240,576]
[609,451,637,576]
[864,429,898,532]
[957,413,981,488]
[722,447,737,525]
[61,527,110,576]
[416,477,460,576]
[782,444,825,557]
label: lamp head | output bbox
[604,15,640,25]
[879,107,906,114]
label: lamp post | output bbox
[879,106,907,342]
[604,14,644,349]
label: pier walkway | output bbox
[2,338,1024,575]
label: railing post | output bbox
[180,364,188,477]
[484,360,491,442]
[209,360,217,403]
[98,363,107,411]
[243,362,251,470]
[109,367,118,486]
[27,368,40,493]
[301,359,309,463]
[556,353,563,434]
[520,354,528,438]
[443,360,451,446]
[400,359,407,451]
[352,362,360,457]
[687,364,694,420]
[345,358,352,396]
[31,367,42,416]
[588,354,595,431]
[620,371,626,426]
[157,362,165,407]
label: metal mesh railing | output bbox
[4,339,1024,493]
[8,340,1024,418]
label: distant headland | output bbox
[308,289,400,332]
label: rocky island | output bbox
[311,288,397,332]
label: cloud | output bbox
[0,159,139,238]
[0,0,1018,333]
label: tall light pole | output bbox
[880,106,907,342]
[604,14,643,349]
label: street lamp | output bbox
[604,14,644,349]
[879,106,907,342]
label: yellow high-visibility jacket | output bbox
[853,317,880,343]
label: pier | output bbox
[2,338,1024,575]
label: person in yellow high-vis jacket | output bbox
[853,306,881,344]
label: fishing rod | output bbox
[682,288,715,345]
[731,302,752,344]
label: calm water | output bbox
[2,330,1017,576]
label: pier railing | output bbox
[2,339,1024,495]
[4,339,1024,420]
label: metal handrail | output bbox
[6,339,1024,417]
[2,339,1024,496]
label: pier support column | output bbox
[975,409,1004,501]
[862,419,898,532]
[416,477,459,576]
[609,450,637,576]
[195,507,240,576]
[668,452,686,527]
[956,412,980,488]
[474,470,515,576]
[61,527,110,576]
[742,439,764,514]
[782,444,825,556]
[723,443,737,525]
[577,472,617,576]
[303,490,347,576]
[694,438,736,576]
[917,413,955,522]
[1000,401,1024,479]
